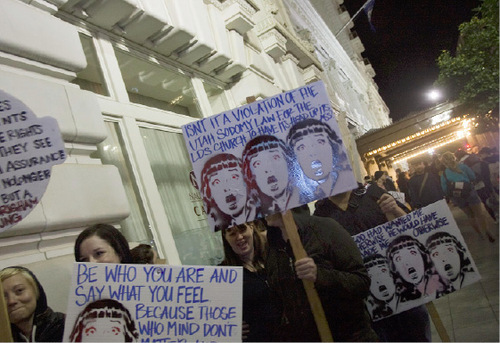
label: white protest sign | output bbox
[63,263,243,342]
[0,90,66,232]
[182,81,357,231]
[353,199,480,320]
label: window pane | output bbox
[139,126,223,266]
[203,81,230,115]
[115,49,201,118]
[93,121,153,244]
[72,34,109,96]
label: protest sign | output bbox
[63,263,243,342]
[182,81,357,231]
[353,199,480,320]
[0,90,66,232]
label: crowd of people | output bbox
[1,146,497,342]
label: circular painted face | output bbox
[81,317,126,342]
[250,148,289,198]
[3,274,37,327]
[429,242,461,281]
[391,244,426,285]
[367,263,396,301]
[209,166,247,217]
[79,236,121,263]
[293,131,334,182]
[224,224,254,261]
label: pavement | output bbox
[429,201,499,342]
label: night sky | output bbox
[342,0,482,122]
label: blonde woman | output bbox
[0,266,65,342]
[440,151,495,242]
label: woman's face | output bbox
[293,132,334,182]
[224,224,254,261]
[79,235,121,263]
[3,274,38,327]
[392,245,425,285]
[81,317,126,342]
[429,242,461,281]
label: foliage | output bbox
[436,0,499,116]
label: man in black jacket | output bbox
[408,157,444,209]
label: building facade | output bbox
[0,0,390,311]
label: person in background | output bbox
[407,157,444,209]
[220,220,280,342]
[395,168,410,204]
[0,266,65,342]
[456,149,497,221]
[315,185,432,342]
[364,175,373,187]
[74,223,133,263]
[130,244,158,264]
[264,206,379,342]
[440,152,495,242]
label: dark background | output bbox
[343,0,482,122]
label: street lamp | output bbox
[426,89,442,103]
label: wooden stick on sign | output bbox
[245,95,333,341]
[282,210,334,342]
[0,282,13,342]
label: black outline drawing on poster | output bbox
[182,81,357,231]
[353,200,481,320]
[0,90,66,232]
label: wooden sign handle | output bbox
[282,210,334,342]
[426,302,450,341]
[0,282,13,342]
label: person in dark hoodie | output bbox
[264,206,379,342]
[0,266,65,342]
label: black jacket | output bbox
[265,211,378,342]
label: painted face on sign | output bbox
[209,166,246,217]
[367,263,396,301]
[391,245,425,285]
[250,148,289,198]
[293,132,334,182]
[429,242,461,281]
[81,318,126,342]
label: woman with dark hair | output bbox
[130,244,157,264]
[69,298,139,342]
[0,266,65,342]
[242,135,296,216]
[386,235,446,302]
[426,232,476,292]
[220,220,280,342]
[74,224,133,264]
